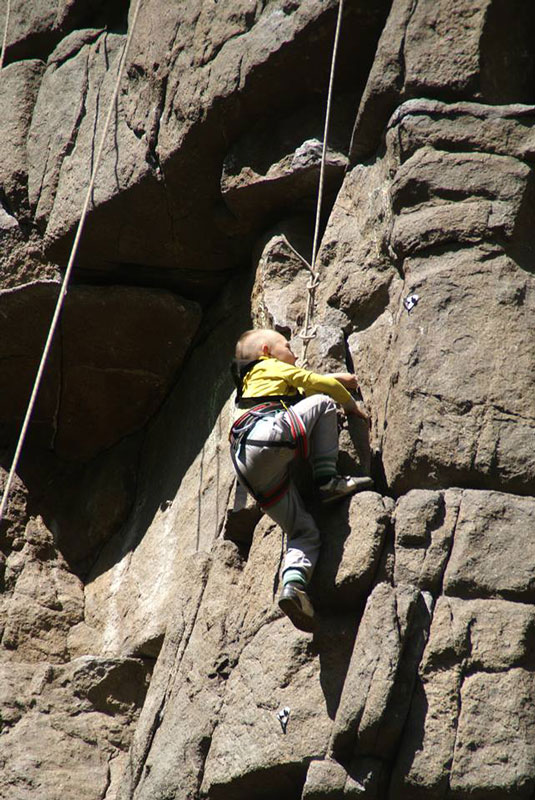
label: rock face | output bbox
[1,0,535,799]
[0,281,201,458]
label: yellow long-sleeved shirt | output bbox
[241,357,351,405]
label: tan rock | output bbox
[200,617,338,798]
[117,550,212,797]
[389,99,535,164]
[443,491,535,600]
[302,758,347,799]
[347,246,535,496]
[351,0,535,160]
[2,3,535,800]
[450,670,535,797]
[421,596,535,673]
[1,517,84,663]
[391,592,535,798]
[28,29,100,224]
[0,60,44,213]
[330,582,431,763]
[250,218,314,337]
[394,489,462,594]
[316,158,399,334]
[0,656,148,800]
[117,541,245,800]
[312,492,392,613]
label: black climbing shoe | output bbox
[278,582,315,633]
[318,475,374,504]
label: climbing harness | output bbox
[230,402,308,460]
[298,0,345,367]
[229,401,308,508]
[0,0,10,71]
[0,0,143,524]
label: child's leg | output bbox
[235,414,295,496]
[233,413,321,584]
[284,394,339,483]
[262,483,321,584]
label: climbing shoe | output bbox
[278,582,315,633]
[318,475,374,504]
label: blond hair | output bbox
[235,328,279,360]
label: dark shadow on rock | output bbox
[1,268,253,581]
[387,678,433,800]
[369,447,390,498]
[507,167,535,276]
[312,612,360,721]
[16,432,143,579]
[222,479,263,551]
[309,499,353,613]
[87,269,255,582]
[206,761,308,800]
[376,592,433,760]
[2,0,130,66]
[346,755,389,798]
[479,0,535,105]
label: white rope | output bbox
[280,234,313,273]
[0,0,11,71]
[299,0,344,365]
[0,0,143,523]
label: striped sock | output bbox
[312,455,337,484]
[282,568,307,587]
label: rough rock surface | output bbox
[1,0,535,799]
[0,470,150,800]
[0,281,201,458]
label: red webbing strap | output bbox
[229,444,289,508]
[285,406,309,459]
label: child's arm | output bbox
[342,396,370,421]
[326,372,370,421]
[324,372,359,391]
[273,361,370,419]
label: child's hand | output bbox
[330,372,359,390]
[343,398,370,423]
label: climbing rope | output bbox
[298,0,344,367]
[0,0,143,524]
[0,0,11,71]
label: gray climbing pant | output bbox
[232,394,338,583]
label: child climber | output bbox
[229,328,373,632]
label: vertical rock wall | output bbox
[0,0,534,798]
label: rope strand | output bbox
[0,0,143,523]
[299,0,344,366]
[0,0,11,71]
